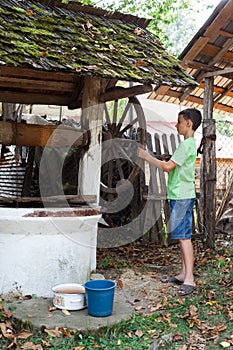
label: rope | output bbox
[197,134,216,155]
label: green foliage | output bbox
[96,0,190,45]
[62,0,215,56]
[62,0,94,3]
[216,120,233,137]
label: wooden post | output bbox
[78,77,105,203]
[200,77,216,248]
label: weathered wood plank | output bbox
[0,194,97,204]
[0,66,78,82]
[100,85,152,102]
[0,91,70,105]
[0,121,87,148]
[200,76,216,247]
[0,77,74,91]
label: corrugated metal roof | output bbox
[149,0,233,115]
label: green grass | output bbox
[1,235,232,349]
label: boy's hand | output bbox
[137,147,149,161]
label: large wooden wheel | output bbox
[101,93,147,195]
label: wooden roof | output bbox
[149,0,233,115]
[0,0,196,108]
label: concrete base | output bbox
[9,288,133,333]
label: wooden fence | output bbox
[142,132,181,244]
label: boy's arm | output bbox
[137,147,177,173]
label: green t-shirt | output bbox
[168,137,196,200]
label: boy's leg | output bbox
[179,238,195,286]
[174,243,186,282]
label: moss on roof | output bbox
[0,0,196,87]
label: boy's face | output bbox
[175,115,192,136]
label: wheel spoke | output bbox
[119,101,131,124]
[104,104,111,125]
[116,158,125,180]
[113,100,118,124]
[120,116,139,135]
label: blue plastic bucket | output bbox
[84,280,116,317]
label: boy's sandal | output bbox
[178,284,196,297]
[161,277,183,285]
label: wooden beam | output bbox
[204,1,233,39]
[78,76,105,201]
[100,84,152,102]
[149,87,233,114]
[202,67,233,78]
[180,85,198,102]
[199,42,233,63]
[182,36,210,61]
[209,37,233,65]
[0,90,70,105]
[213,81,233,105]
[0,66,78,82]
[0,121,87,148]
[217,29,233,38]
[153,85,170,95]
[200,77,216,248]
[183,60,217,72]
[0,77,74,91]
[0,194,97,204]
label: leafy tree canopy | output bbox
[62,0,215,56]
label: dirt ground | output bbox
[96,240,195,314]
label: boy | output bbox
[137,108,202,296]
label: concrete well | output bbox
[0,207,101,297]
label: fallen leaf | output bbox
[136,60,148,67]
[62,309,70,316]
[42,339,51,347]
[44,328,60,337]
[220,341,231,348]
[17,329,33,339]
[86,20,93,29]
[134,305,145,311]
[135,329,143,338]
[25,10,33,16]
[134,27,143,35]
[216,324,227,332]
[58,327,71,337]
[20,342,38,349]
[117,280,123,289]
[206,300,218,305]
[2,310,13,318]
[6,336,17,349]
[172,333,182,342]
[48,305,57,312]
[84,65,99,71]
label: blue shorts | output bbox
[169,199,195,240]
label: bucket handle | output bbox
[70,298,83,303]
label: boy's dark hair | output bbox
[178,108,202,131]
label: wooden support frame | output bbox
[199,76,216,248]
[0,121,87,148]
